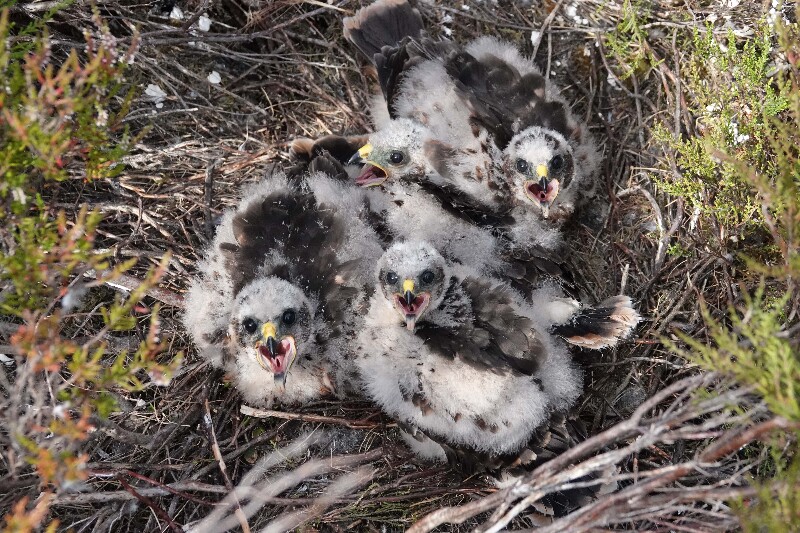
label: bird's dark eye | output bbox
[515,158,529,173]
[242,317,258,334]
[281,309,296,326]
[550,155,565,171]
[389,151,405,165]
[420,270,435,284]
[386,271,399,284]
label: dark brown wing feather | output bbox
[443,50,574,149]
[290,135,368,167]
[229,186,347,298]
[228,153,380,340]
[550,295,636,343]
[343,0,425,113]
[415,277,546,376]
[501,242,579,299]
[413,177,514,229]
[343,0,424,61]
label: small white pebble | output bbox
[706,13,718,23]
[197,14,212,32]
[148,369,172,387]
[443,26,453,37]
[207,71,221,84]
[95,107,108,128]
[169,5,184,20]
[530,30,541,46]
[461,4,470,10]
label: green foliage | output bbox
[0,207,105,313]
[0,7,139,216]
[666,242,693,259]
[739,459,800,533]
[668,13,800,530]
[0,6,180,522]
[682,288,798,423]
[603,0,661,80]
[653,24,790,235]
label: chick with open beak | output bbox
[393,278,431,331]
[523,163,560,219]
[348,143,391,187]
[254,321,298,391]
[377,242,448,333]
[347,143,389,187]
[347,119,430,187]
[505,127,575,220]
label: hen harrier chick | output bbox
[183,155,383,406]
[355,240,583,458]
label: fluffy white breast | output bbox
[380,182,505,275]
[356,292,581,455]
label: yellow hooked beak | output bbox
[402,279,415,308]
[255,322,279,368]
[254,321,298,392]
[394,278,430,332]
[402,279,415,294]
[348,143,374,165]
[536,164,548,178]
[261,322,277,341]
[358,143,373,159]
[350,143,390,187]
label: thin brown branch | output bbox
[117,475,185,533]
[240,404,392,429]
[203,399,251,533]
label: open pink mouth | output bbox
[355,164,388,187]
[524,179,560,205]
[258,337,297,375]
[393,292,430,330]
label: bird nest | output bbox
[0,0,786,531]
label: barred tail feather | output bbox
[551,295,641,349]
